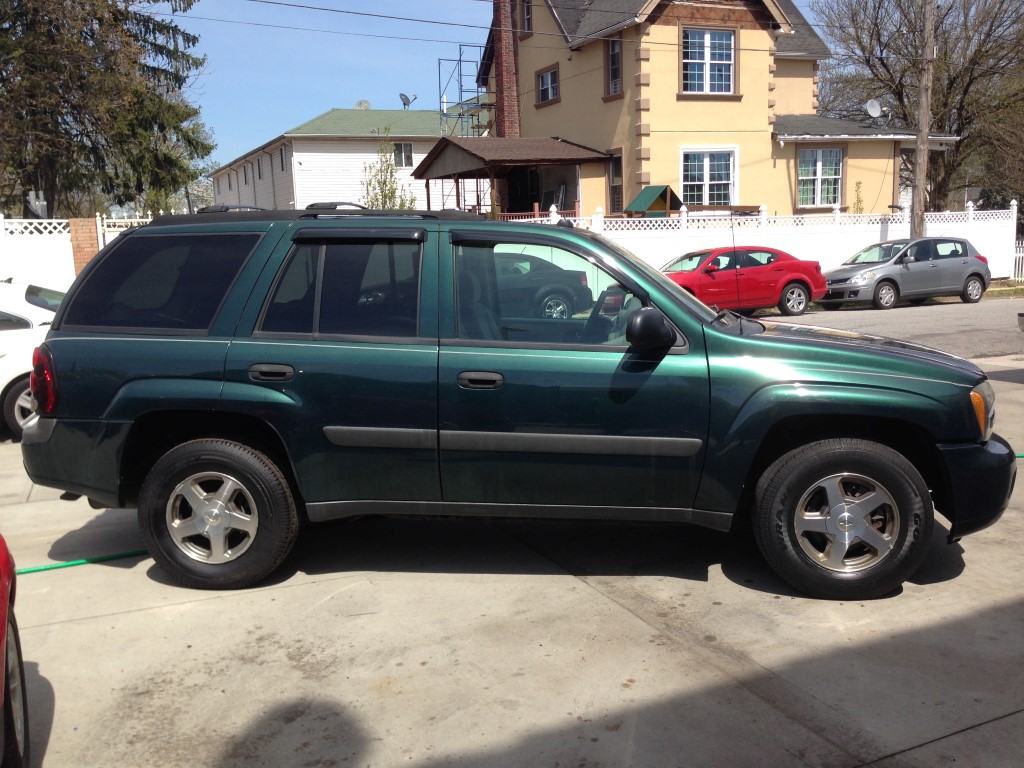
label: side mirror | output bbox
[626,307,677,349]
[902,254,916,264]
[704,263,720,273]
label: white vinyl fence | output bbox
[557,200,1020,280]
[2,203,1021,289]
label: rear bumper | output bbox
[21,416,128,509]
[938,432,1016,540]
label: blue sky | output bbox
[172,0,820,169]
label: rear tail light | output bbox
[31,345,57,415]
[976,254,989,264]
[579,274,588,288]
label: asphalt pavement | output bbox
[2,354,1023,767]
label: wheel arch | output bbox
[731,413,950,530]
[120,410,303,513]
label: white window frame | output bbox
[681,28,735,95]
[797,148,843,208]
[393,142,414,168]
[606,36,622,97]
[679,146,739,206]
[520,1,532,34]
[537,66,559,104]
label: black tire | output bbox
[778,282,810,316]
[872,281,898,309]
[138,439,299,589]
[961,275,984,303]
[2,611,29,768]
[753,438,933,600]
[2,377,32,441]
[539,293,571,319]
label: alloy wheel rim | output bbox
[793,472,899,573]
[166,471,258,563]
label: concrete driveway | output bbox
[4,355,1023,767]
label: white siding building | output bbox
[211,109,489,211]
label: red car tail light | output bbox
[579,274,588,288]
[31,345,57,415]
[976,254,989,264]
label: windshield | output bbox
[843,241,906,266]
[661,251,710,273]
[25,285,66,312]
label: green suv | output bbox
[21,208,1016,599]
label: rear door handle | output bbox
[458,371,504,389]
[249,363,295,382]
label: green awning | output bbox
[624,185,683,214]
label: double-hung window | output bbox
[393,142,413,168]
[537,66,559,105]
[520,1,532,35]
[681,151,735,206]
[681,28,734,94]
[798,148,843,207]
[605,36,622,97]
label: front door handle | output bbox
[458,371,504,389]
[249,363,295,382]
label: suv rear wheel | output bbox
[138,439,299,589]
[754,438,933,599]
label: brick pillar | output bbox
[493,0,520,138]
[69,218,100,274]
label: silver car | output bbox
[819,237,991,310]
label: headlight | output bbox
[970,381,995,440]
[851,271,877,284]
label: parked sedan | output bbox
[661,246,826,316]
[0,532,28,768]
[0,281,65,439]
[819,237,991,310]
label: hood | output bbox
[755,319,985,380]
[824,263,890,280]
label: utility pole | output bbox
[912,0,936,238]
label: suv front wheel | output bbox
[754,438,933,599]
[138,439,299,589]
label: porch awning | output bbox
[624,185,683,214]
[413,136,608,180]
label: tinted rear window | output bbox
[62,233,259,330]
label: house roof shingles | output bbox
[774,115,957,143]
[286,109,442,138]
[548,0,829,58]
[413,136,608,180]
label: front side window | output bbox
[606,36,622,97]
[681,28,734,94]
[681,151,734,206]
[393,142,414,168]
[261,240,421,338]
[798,148,842,207]
[62,233,259,330]
[537,66,560,105]
[454,240,641,347]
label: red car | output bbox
[0,534,27,768]
[661,246,826,316]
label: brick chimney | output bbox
[492,0,521,138]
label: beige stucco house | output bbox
[446,0,955,217]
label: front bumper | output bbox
[938,432,1016,540]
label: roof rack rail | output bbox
[305,201,368,210]
[198,204,267,213]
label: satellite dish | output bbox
[863,99,882,119]
[399,93,417,109]
[354,99,371,110]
